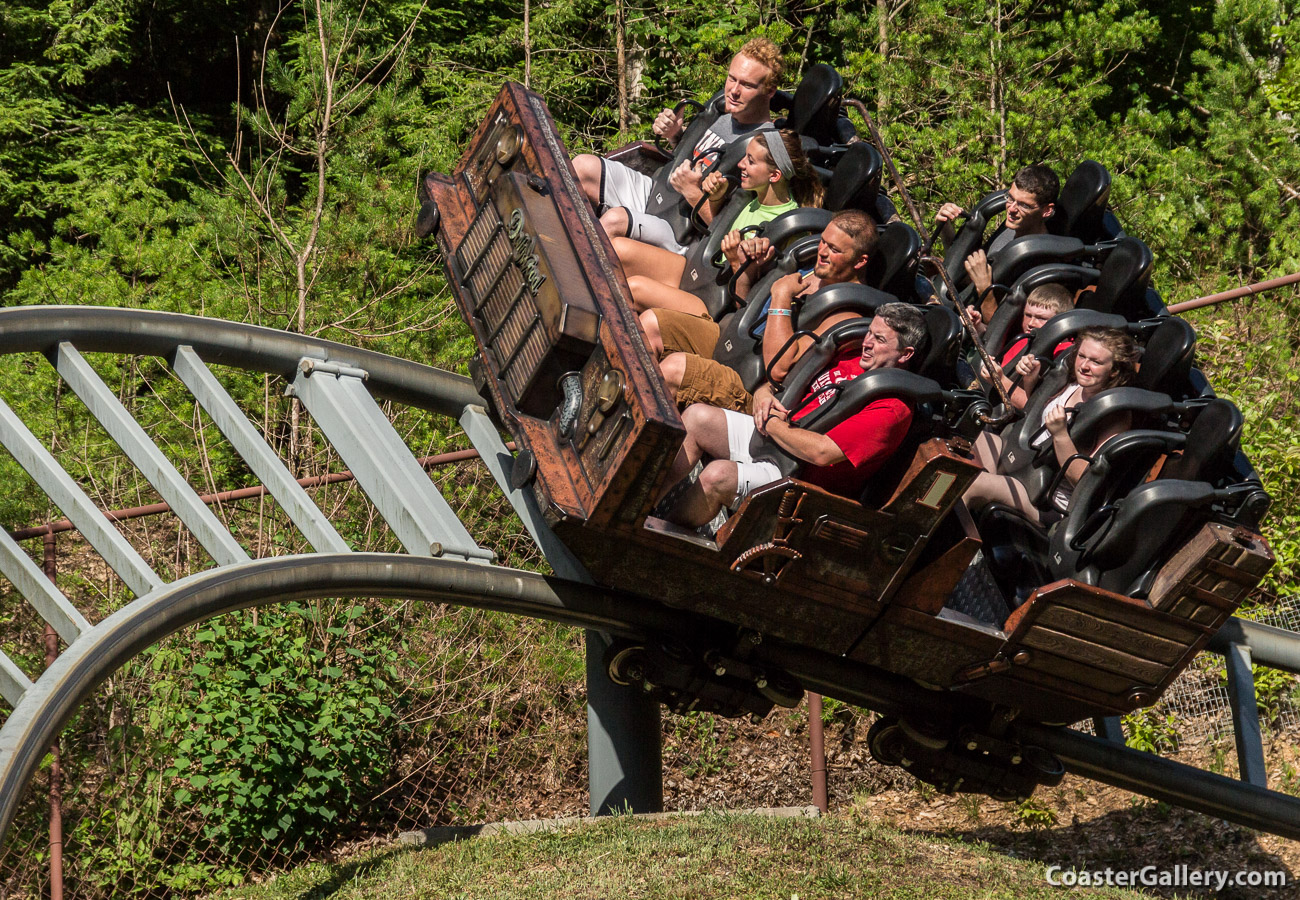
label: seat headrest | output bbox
[1086,237,1152,318]
[792,367,945,434]
[1024,309,1127,358]
[777,318,873,400]
[1132,316,1195,395]
[862,221,921,299]
[782,64,845,145]
[942,189,1007,285]
[1047,160,1112,242]
[988,235,1088,286]
[1068,387,1176,448]
[916,304,962,385]
[797,283,895,331]
[825,141,882,213]
[1160,399,1243,482]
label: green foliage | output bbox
[671,712,730,779]
[1122,708,1181,754]
[152,601,402,859]
[1013,795,1057,830]
[1212,657,1300,724]
[3,0,1300,894]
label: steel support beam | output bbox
[53,343,250,567]
[460,405,664,816]
[1016,721,1300,839]
[0,650,32,708]
[1223,641,1268,787]
[0,529,89,645]
[1210,616,1300,676]
[0,396,162,597]
[173,346,350,554]
[0,554,693,849]
[291,366,492,563]
[1092,716,1125,744]
[585,630,664,816]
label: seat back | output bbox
[779,64,845,148]
[941,189,1007,288]
[823,141,882,214]
[915,303,963,386]
[754,363,944,479]
[982,264,1101,363]
[1046,160,1112,243]
[1159,398,1243,483]
[645,120,754,244]
[1082,237,1152,319]
[986,235,1089,295]
[680,143,888,317]
[862,221,921,300]
[725,282,895,393]
[1131,316,1196,397]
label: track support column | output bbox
[1224,641,1268,787]
[585,630,663,815]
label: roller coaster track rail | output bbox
[2,305,1300,848]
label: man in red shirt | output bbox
[661,302,926,527]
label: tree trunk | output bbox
[616,0,627,137]
[877,0,890,115]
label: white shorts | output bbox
[601,158,687,254]
[600,158,653,216]
[723,409,783,504]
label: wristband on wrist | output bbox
[767,308,792,317]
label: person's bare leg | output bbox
[654,403,731,507]
[572,154,603,207]
[972,430,1005,473]
[962,471,1041,523]
[670,460,739,527]
[628,275,708,316]
[600,206,630,240]
[639,309,665,356]
[613,237,687,284]
[658,351,686,401]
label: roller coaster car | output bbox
[419,83,1274,748]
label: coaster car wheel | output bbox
[867,716,907,767]
[605,643,647,686]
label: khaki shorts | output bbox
[677,355,753,413]
[656,308,720,358]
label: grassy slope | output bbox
[212,811,1148,899]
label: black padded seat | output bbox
[915,303,963,386]
[979,398,1244,605]
[1080,237,1152,319]
[678,142,888,317]
[639,91,727,236]
[777,64,845,148]
[1046,161,1112,243]
[862,221,921,301]
[986,235,1090,295]
[940,189,1007,288]
[718,282,897,394]
[1159,398,1243,482]
[743,326,989,510]
[1130,316,1196,397]
[823,141,882,214]
[711,220,924,391]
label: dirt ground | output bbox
[656,709,1300,900]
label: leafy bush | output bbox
[152,601,403,860]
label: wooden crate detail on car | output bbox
[1147,522,1273,627]
[958,580,1209,711]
